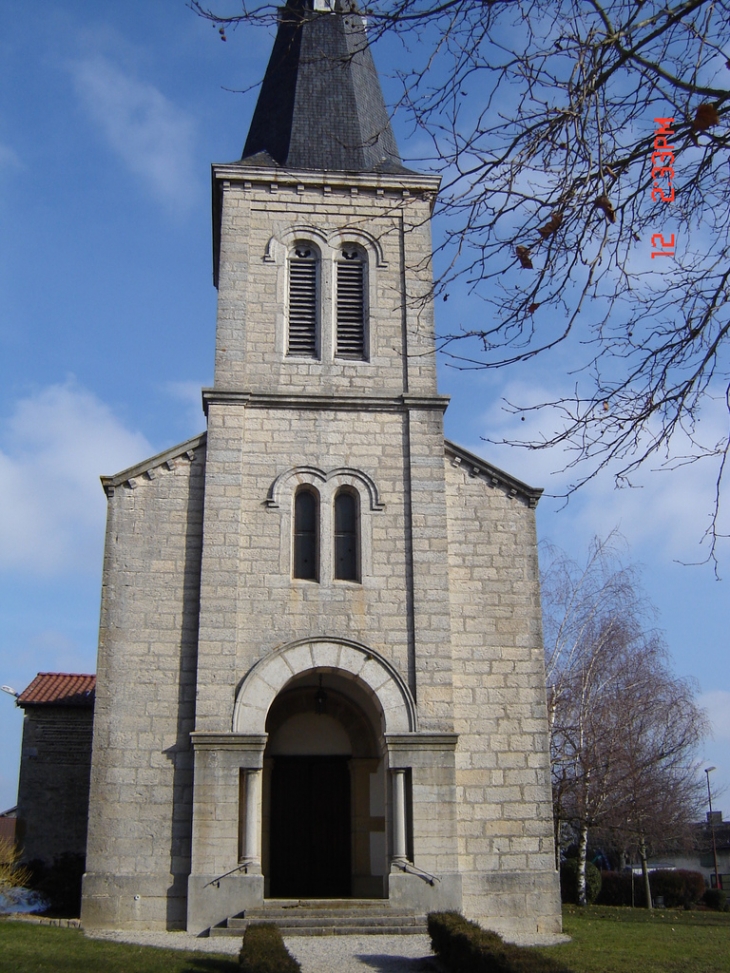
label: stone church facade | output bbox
[81,0,561,938]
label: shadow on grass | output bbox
[179,958,240,973]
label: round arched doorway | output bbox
[262,669,386,899]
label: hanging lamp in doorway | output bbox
[314,674,328,715]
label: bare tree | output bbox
[542,535,708,906]
[191,0,730,558]
[602,649,707,908]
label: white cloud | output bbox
[0,382,152,577]
[163,380,206,433]
[471,377,730,563]
[68,55,197,210]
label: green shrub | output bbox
[702,888,729,912]
[596,871,632,906]
[649,869,705,908]
[427,911,576,973]
[239,923,301,973]
[560,859,602,905]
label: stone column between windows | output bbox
[391,768,408,866]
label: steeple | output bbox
[242,0,408,173]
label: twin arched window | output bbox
[287,243,366,361]
[293,487,360,582]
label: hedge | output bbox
[427,911,575,973]
[703,888,729,912]
[650,869,706,907]
[596,869,706,908]
[239,922,301,973]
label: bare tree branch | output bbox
[191,0,730,560]
[542,534,709,905]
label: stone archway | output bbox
[232,638,417,900]
[232,637,417,736]
[251,654,402,899]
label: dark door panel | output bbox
[269,756,351,898]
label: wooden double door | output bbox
[269,756,351,898]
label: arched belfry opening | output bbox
[262,669,387,899]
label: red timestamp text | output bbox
[651,118,676,259]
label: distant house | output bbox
[649,812,730,890]
[15,673,95,865]
[0,806,17,843]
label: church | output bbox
[80,0,561,938]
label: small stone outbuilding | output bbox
[16,673,95,866]
[81,0,561,938]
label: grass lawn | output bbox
[0,920,239,973]
[537,905,730,973]
[3,907,730,973]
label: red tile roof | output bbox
[18,673,96,708]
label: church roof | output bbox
[100,432,206,496]
[18,673,96,709]
[241,0,409,174]
[100,430,541,508]
[445,440,543,508]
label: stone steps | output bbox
[208,899,428,937]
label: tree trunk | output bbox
[577,822,589,906]
[639,836,652,910]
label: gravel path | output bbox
[87,928,568,970]
[87,930,441,971]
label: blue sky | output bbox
[1,1,728,823]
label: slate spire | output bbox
[242,0,407,173]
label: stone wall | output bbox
[81,440,205,930]
[445,455,562,936]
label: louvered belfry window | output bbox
[336,247,366,360]
[288,245,318,358]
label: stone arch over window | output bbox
[293,486,319,581]
[287,241,320,358]
[232,637,417,735]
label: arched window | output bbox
[334,489,359,582]
[288,244,319,358]
[335,246,366,360]
[293,488,319,580]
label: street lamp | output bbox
[1,685,19,699]
[705,766,721,891]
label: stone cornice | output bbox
[213,162,441,196]
[190,733,268,751]
[445,439,543,508]
[201,389,450,416]
[385,733,459,752]
[100,432,207,497]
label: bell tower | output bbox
[188,0,463,929]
